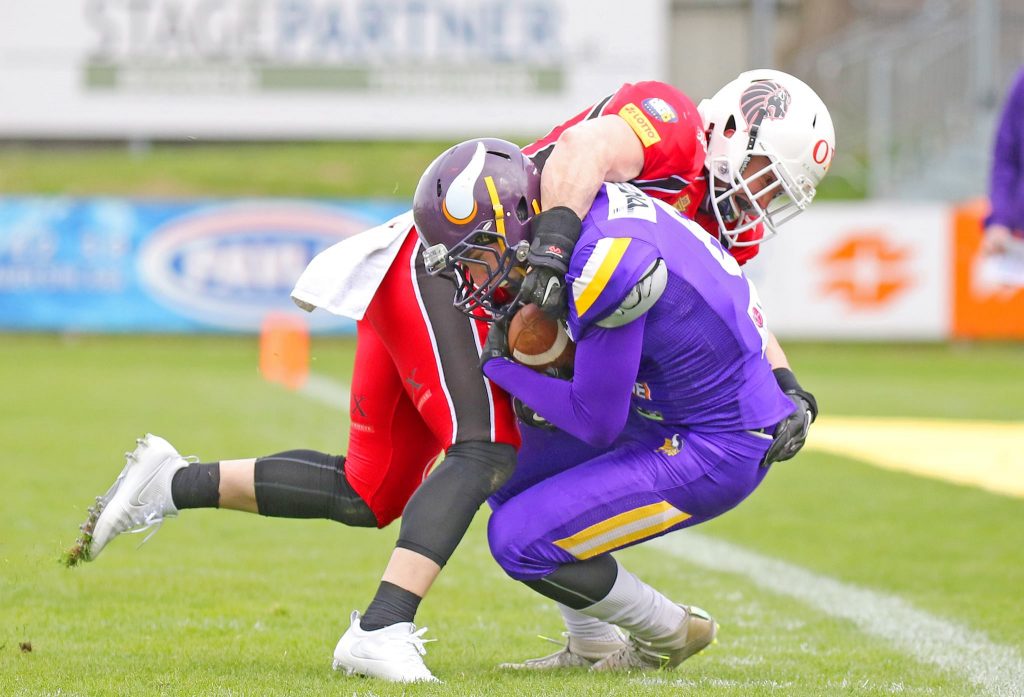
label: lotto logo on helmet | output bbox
[641,98,678,123]
[739,80,791,129]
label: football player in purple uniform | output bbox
[415,137,801,672]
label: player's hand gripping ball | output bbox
[507,303,575,372]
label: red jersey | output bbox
[524,80,762,264]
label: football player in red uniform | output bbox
[68,69,834,683]
[518,69,833,464]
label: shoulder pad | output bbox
[595,258,667,328]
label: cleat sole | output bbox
[61,437,144,567]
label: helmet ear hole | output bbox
[516,197,529,222]
[724,115,736,136]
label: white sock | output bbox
[580,560,685,647]
[557,603,623,644]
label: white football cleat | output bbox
[68,434,188,564]
[332,611,439,683]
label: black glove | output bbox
[513,397,556,431]
[479,313,512,371]
[761,368,818,467]
[510,363,572,430]
[518,207,582,317]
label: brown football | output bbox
[507,303,575,372]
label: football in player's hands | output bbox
[507,303,575,372]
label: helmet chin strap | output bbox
[483,176,506,237]
[702,180,741,225]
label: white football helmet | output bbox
[698,69,835,246]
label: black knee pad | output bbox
[254,450,378,527]
[396,441,516,567]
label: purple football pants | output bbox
[488,411,774,580]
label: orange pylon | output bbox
[259,312,310,390]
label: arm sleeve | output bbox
[987,71,1024,228]
[482,317,646,448]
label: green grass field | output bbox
[0,138,1014,693]
[2,335,1022,696]
[0,141,863,200]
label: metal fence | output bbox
[792,0,1024,200]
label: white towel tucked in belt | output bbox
[291,210,415,320]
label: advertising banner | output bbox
[951,200,1024,339]
[0,0,668,140]
[747,203,952,340]
[0,197,406,332]
[5,196,1019,339]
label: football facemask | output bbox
[699,69,835,247]
[422,229,529,321]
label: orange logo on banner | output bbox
[951,200,1024,339]
[818,232,912,309]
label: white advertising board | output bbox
[0,0,668,140]
[745,202,952,340]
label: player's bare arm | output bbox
[766,330,789,369]
[540,115,645,218]
[518,116,647,315]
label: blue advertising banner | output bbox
[0,197,407,333]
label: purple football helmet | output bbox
[413,137,542,321]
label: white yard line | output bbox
[650,532,1024,697]
[297,372,350,408]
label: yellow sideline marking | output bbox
[806,416,1024,499]
[284,373,1024,500]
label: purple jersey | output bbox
[483,183,797,580]
[567,182,792,431]
[484,182,792,441]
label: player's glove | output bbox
[761,368,819,467]
[518,207,582,317]
[510,362,572,431]
[479,312,513,371]
[513,397,556,431]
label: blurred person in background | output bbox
[67,69,832,683]
[982,66,1024,255]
